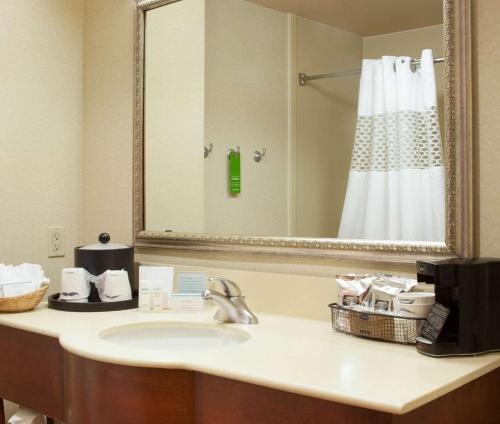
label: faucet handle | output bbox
[209,277,241,298]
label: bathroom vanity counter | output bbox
[0,304,499,423]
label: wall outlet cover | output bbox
[47,226,65,257]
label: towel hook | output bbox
[253,148,267,163]
[204,143,214,158]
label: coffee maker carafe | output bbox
[415,258,500,356]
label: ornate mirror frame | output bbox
[133,0,473,263]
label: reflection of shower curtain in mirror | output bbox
[338,49,445,241]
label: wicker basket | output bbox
[329,303,425,344]
[0,284,49,313]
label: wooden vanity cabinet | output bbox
[64,354,196,424]
[64,353,391,424]
[0,325,64,423]
[1,325,500,424]
[64,352,500,424]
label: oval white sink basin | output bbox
[99,321,251,351]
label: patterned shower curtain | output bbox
[338,49,445,241]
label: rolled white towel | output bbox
[8,407,44,424]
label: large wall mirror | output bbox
[134,0,472,262]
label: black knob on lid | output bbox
[99,233,110,244]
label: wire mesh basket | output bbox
[329,303,425,344]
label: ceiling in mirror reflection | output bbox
[245,0,443,36]
[142,0,445,242]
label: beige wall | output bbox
[137,247,414,320]
[82,0,135,246]
[204,0,289,236]
[363,24,444,58]
[294,17,363,238]
[0,0,84,294]
[363,25,445,137]
[81,1,500,320]
[474,0,500,256]
[1,1,83,416]
[144,0,205,233]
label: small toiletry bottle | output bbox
[152,280,164,312]
[139,279,152,311]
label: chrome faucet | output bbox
[202,277,259,324]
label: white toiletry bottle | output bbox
[139,279,152,311]
[152,280,164,312]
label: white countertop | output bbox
[0,303,499,415]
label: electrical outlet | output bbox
[48,227,65,257]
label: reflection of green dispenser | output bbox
[228,147,241,195]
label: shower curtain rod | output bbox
[298,56,445,86]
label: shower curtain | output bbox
[338,49,445,242]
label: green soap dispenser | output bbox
[228,148,241,195]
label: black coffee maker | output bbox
[415,258,500,356]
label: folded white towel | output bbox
[0,263,50,297]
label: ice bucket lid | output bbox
[78,233,130,250]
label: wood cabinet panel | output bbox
[64,353,195,424]
[195,373,391,424]
[393,367,500,424]
[0,325,64,422]
[64,352,500,424]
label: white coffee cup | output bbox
[97,270,132,302]
[60,268,91,302]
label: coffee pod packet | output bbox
[370,275,418,311]
[335,274,376,307]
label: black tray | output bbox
[48,292,138,312]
